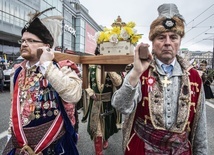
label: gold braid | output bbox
[20,144,42,155]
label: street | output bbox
[0,89,214,155]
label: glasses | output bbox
[18,39,43,45]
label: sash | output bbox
[134,117,190,154]
[12,70,64,153]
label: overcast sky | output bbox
[80,0,214,52]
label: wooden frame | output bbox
[54,53,134,88]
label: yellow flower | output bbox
[130,35,142,44]
[97,32,106,44]
[123,27,134,36]
[95,21,142,45]
[104,32,111,42]
[126,22,136,28]
[112,27,121,35]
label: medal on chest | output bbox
[18,69,58,125]
[146,76,156,92]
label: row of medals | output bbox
[19,70,59,126]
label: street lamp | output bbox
[205,33,214,69]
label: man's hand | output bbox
[38,47,55,64]
[129,43,153,87]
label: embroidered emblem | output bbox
[190,102,196,113]
[142,97,148,107]
[190,82,199,92]
[141,76,147,85]
[144,115,151,124]
[161,76,172,87]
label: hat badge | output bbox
[162,18,176,29]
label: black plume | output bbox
[24,7,56,29]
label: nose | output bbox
[164,36,171,45]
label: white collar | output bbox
[156,58,176,67]
[26,61,40,69]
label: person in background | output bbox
[64,65,82,134]
[3,7,82,155]
[111,3,208,155]
[199,60,214,99]
[81,46,123,155]
[0,65,4,92]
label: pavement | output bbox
[207,98,214,104]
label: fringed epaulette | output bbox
[57,60,80,76]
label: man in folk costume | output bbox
[3,7,82,155]
[81,47,123,155]
[112,3,208,155]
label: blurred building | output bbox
[0,0,102,61]
[191,51,213,68]
[180,48,213,68]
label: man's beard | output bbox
[20,48,35,61]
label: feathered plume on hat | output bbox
[149,3,185,41]
[21,7,63,48]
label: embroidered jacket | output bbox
[82,65,122,140]
[4,60,82,155]
[111,55,208,154]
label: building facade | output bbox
[190,51,213,69]
[0,0,102,62]
[180,48,213,69]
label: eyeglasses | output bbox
[18,39,43,44]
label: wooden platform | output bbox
[54,53,134,88]
[54,52,81,63]
[54,52,133,64]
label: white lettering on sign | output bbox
[87,32,96,42]
[64,24,76,37]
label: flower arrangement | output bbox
[95,16,142,45]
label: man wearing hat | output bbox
[112,3,208,155]
[81,46,123,155]
[3,8,82,155]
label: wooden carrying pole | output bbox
[54,52,81,63]
[53,52,134,88]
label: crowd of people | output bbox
[2,3,209,155]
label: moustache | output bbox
[20,48,29,52]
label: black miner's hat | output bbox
[21,7,55,48]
